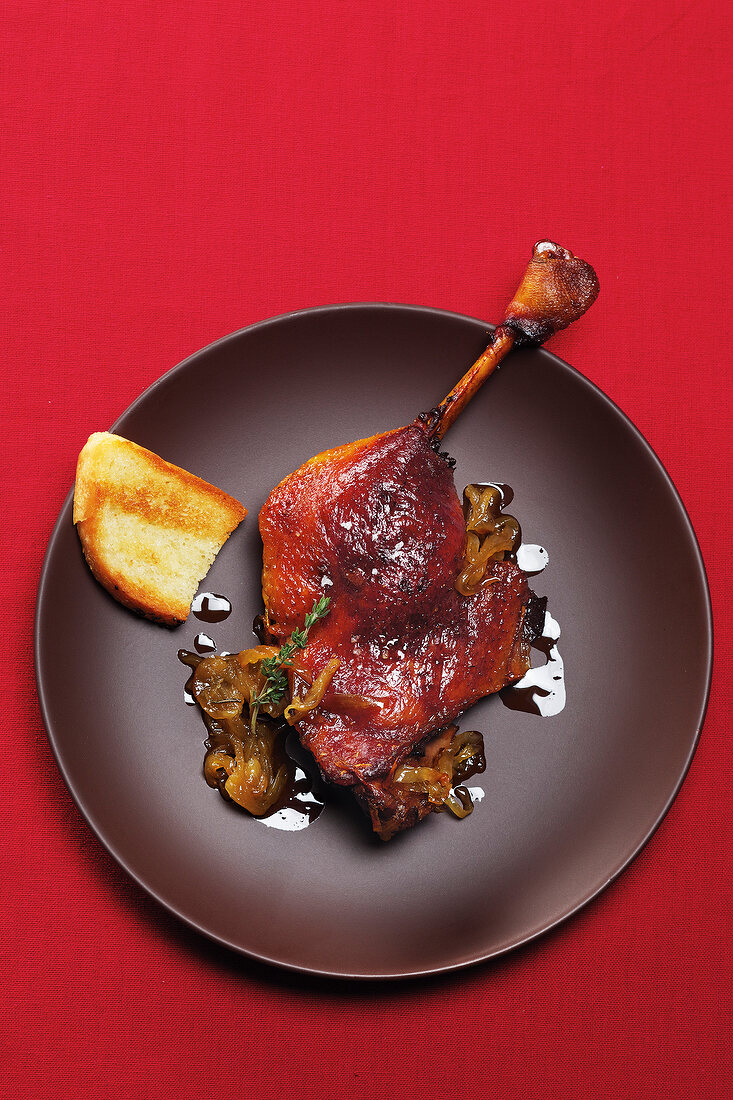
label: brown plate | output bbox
[35,304,712,980]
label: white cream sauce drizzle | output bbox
[258,805,318,831]
[507,610,566,716]
[516,543,549,575]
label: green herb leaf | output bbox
[304,595,331,631]
[249,596,331,731]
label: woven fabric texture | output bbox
[2,1,731,1097]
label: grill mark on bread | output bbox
[84,481,235,535]
[73,432,246,626]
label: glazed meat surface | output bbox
[257,242,598,834]
[260,423,535,787]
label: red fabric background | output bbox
[2,1,731,1097]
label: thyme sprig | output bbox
[249,595,331,731]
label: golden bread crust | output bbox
[73,432,247,626]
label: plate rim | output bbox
[34,302,714,981]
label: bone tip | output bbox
[533,240,574,262]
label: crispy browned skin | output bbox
[354,725,460,839]
[259,242,598,830]
[260,423,534,786]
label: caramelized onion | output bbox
[441,786,474,818]
[204,748,235,784]
[393,764,450,806]
[237,645,279,669]
[182,609,337,818]
[198,709,290,815]
[192,656,248,720]
[444,728,486,784]
[285,657,340,724]
[219,716,288,815]
[185,650,291,816]
[191,646,289,720]
[463,483,504,535]
[456,484,521,596]
[392,727,485,819]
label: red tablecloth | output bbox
[3,2,731,1097]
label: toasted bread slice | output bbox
[73,432,247,625]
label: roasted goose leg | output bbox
[259,242,598,837]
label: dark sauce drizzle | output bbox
[191,592,232,623]
[501,633,555,714]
